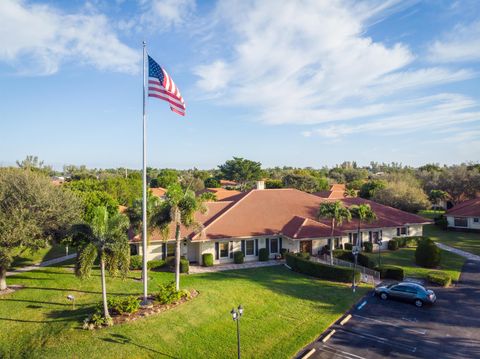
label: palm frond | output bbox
[75,242,97,279]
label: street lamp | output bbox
[231,305,243,359]
[352,247,359,292]
[377,239,383,269]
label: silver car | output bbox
[375,282,436,307]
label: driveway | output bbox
[297,260,480,359]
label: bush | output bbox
[344,243,353,251]
[202,253,214,267]
[286,253,360,283]
[259,248,269,261]
[415,238,441,268]
[333,250,374,269]
[280,248,288,258]
[155,281,189,305]
[376,265,404,280]
[107,296,141,315]
[427,271,452,287]
[147,259,166,270]
[296,252,311,260]
[129,255,143,270]
[387,240,399,251]
[392,236,424,248]
[180,258,189,273]
[363,242,373,253]
[233,251,244,264]
[434,215,448,229]
[165,256,189,273]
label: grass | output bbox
[11,243,73,269]
[425,224,480,256]
[365,246,465,281]
[418,209,445,219]
[0,263,367,358]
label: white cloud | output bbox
[140,0,195,30]
[428,21,480,63]
[0,0,139,75]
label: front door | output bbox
[300,240,312,254]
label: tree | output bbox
[265,179,283,189]
[153,184,206,290]
[199,192,217,202]
[16,155,53,175]
[318,201,351,265]
[155,169,179,189]
[204,177,221,188]
[71,207,130,321]
[372,181,430,213]
[349,204,377,247]
[126,194,163,236]
[218,157,262,189]
[429,189,448,209]
[344,188,357,197]
[0,168,82,290]
[359,180,386,199]
[282,174,319,193]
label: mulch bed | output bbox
[0,285,24,297]
[112,289,199,325]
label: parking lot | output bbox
[297,260,480,359]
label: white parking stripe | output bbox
[335,328,417,353]
[354,314,427,335]
[321,344,368,359]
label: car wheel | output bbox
[414,299,423,307]
[380,293,388,300]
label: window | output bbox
[474,218,479,223]
[167,243,175,257]
[371,231,379,243]
[397,227,407,236]
[270,238,279,254]
[246,240,255,255]
[219,242,229,258]
[335,238,341,249]
[351,233,358,245]
[454,217,468,227]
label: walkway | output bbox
[6,253,76,277]
[435,242,480,261]
[189,260,283,274]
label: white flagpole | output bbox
[141,40,149,305]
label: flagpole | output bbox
[141,40,150,305]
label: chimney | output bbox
[256,180,265,190]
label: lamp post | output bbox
[230,305,243,359]
[377,239,383,269]
[352,247,359,292]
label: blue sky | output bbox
[0,0,479,170]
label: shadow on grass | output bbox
[20,286,135,296]
[101,334,179,358]
[0,305,89,324]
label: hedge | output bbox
[258,248,269,261]
[427,271,451,287]
[333,249,375,269]
[415,238,441,268]
[233,251,244,264]
[387,240,399,251]
[129,255,143,270]
[202,253,214,267]
[166,256,189,273]
[392,236,425,248]
[147,259,166,270]
[107,296,140,315]
[376,265,404,280]
[344,243,353,251]
[286,253,360,283]
[363,242,373,253]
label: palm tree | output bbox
[344,188,357,198]
[318,201,351,265]
[349,204,377,248]
[153,184,206,291]
[71,206,130,321]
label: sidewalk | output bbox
[189,260,283,274]
[6,253,76,277]
[436,242,480,261]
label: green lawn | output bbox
[418,210,445,220]
[425,224,480,256]
[0,264,367,359]
[11,243,72,269]
[365,246,465,281]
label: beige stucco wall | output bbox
[446,215,480,230]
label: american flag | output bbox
[148,55,186,116]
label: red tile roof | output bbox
[446,198,480,217]
[198,188,244,201]
[313,184,346,199]
[150,187,167,197]
[219,179,238,187]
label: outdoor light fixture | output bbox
[352,247,359,293]
[230,305,243,359]
[377,239,383,268]
[66,294,75,309]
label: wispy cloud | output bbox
[0,0,139,75]
[139,0,195,31]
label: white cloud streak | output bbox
[140,0,195,31]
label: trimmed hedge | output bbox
[427,271,451,287]
[344,243,353,251]
[387,240,399,251]
[129,255,143,270]
[180,258,189,273]
[296,252,311,260]
[147,259,166,270]
[415,238,441,268]
[286,253,360,283]
[376,265,404,280]
[202,253,214,267]
[363,242,373,253]
[258,248,269,261]
[333,249,375,269]
[233,251,244,264]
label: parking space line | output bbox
[353,314,427,335]
[335,328,417,353]
[357,301,367,310]
[321,344,368,359]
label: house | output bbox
[445,198,480,232]
[197,187,244,201]
[313,184,347,199]
[131,181,431,265]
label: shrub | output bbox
[180,258,189,273]
[333,250,374,269]
[233,251,244,264]
[296,252,311,260]
[415,238,441,268]
[259,248,269,261]
[280,248,288,258]
[344,243,353,251]
[165,256,189,273]
[427,271,452,287]
[147,259,166,270]
[107,296,141,315]
[376,265,404,280]
[129,255,143,270]
[202,253,214,267]
[363,242,373,253]
[434,215,448,229]
[83,312,113,330]
[387,240,399,251]
[166,256,175,268]
[286,253,360,283]
[155,281,189,305]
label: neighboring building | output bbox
[219,179,239,188]
[197,187,244,201]
[313,184,347,199]
[131,182,431,265]
[445,198,480,232]
[150,187,167,198]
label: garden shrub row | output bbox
[363,242,373,253]
[391,236,426,249]
[415,238,441,268]
[107,296,141,315]
[375,265,404,280]
[427,271,451,287]
[166,256,190,273]
[147,259,166,270]
[286,253,360,283]
[333,249,375,269]
[155,281,190,305]
[130,255,166,271]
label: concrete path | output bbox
[189,260,283,274]
[435,242,480,261]
[6,253,76,277]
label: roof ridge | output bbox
[292,216,309,239]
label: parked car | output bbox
[375,282,436,307]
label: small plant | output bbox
[180,258,189,273]
[82,309,113,330]
[155,281,189,305]
[415,238,441,268]
[363,242,373,253]
[147,259,166,270]
[233,251,244,264]
[427,271,451,287]
[258,248,269,261]
[376,265,404,280]
[202,253,214,267]
[107,296,141,315]
[296,252,310,260]
[387,240,399,251]
[129,255,143,270]
[280,248,288,258]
